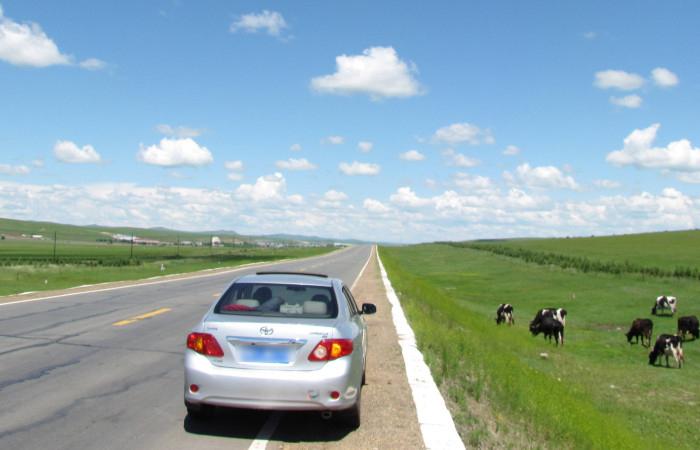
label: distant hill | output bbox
[0,217,372,246]
[258,233,372,245]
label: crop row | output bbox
[448,242,700,279]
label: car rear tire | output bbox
[336,391,361,429]
[185,401,213,420]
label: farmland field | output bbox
[0,218,336,296]
[470,230,700,272]
[380,242,699,449]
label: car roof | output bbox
[235,272,336,287]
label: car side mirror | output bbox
[361,303,377,315]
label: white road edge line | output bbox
[351,244,374,291]
[248,412,282,450]
[376,248,465,450]
[0,246,354,308]
[247,244,375,450]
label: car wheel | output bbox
[185,401,213,420]
[336,391,361,429]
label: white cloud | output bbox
[230,10,287,36]
[322,135,344,145]
[433,122,494,145]
[505,163,579,190]
[610,94,642,108]
[390,186,432,208]
[0,6,70,67]
[32,159,44,167]
[339,161,380,176]
[453,173,494,192]
[594,70,645,90]
[0,163,30,175]
[583,31,597,40]
[287,194,304,205]
[275,158,317,171]
[290,143,302,152]
[224,160,244,171]
[0,6,101,69]
[54,140,101,164]
[235,172,287,202]
[358,141,373,152]
[443,148,479,167]
[318,190,348,208]
[651,67,679,87]
[138,138,213,167]
[311,46,422,99]
[3,177,700,243]
[503,145,520,156]
[400,150,425,161]
[363,198,390,213]
[227,172,244,181]
[79,58,106,71]
[606,124,700,175]
[323,190,348,202]
[156,124,203,138]
[594,179,621,189]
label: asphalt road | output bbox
[0,245,373,450]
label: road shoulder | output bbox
[278,247,424,450]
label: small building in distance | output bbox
[211,236,222,247]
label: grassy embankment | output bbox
[0,218,336,296]
[380,237,700,449]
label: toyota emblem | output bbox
[259,326,274,336]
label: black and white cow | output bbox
[529,316,564,346]
[651,295,677,316]
[531,307,567,327]
[496,303,514,325]
[625,318,653,347]
[677,315,699,341]
[648,334,684,368]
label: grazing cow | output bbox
[496,303,514,325]
[648,334,684,368]
[677,315,699,341]
[531,307,567,327]
[529,316,564,346]
[651,295,677,316]
[625,318,653,347]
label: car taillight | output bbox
[308,339,353,361]
[187,332,224,357]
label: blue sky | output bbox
[1,1,699,242]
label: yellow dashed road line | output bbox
[113,307,172,327]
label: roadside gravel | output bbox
[277,247,425,450]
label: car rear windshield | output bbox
[214,282,338,318]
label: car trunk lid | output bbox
[204,315,337,371]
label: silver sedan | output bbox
[184,272,376,428]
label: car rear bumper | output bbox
[184,351,360,411]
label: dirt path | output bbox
[277,247,425,450]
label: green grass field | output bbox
[0,245,335,297]
[0,217,337,296]
[380,243,699,449]
[476,230,700,271]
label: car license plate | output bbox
[240,345,291,364]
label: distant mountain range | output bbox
[0,217,375,245]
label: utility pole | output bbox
[210,234,213,256]
[177,234,180,257]
[130,233,134,259]
[53,231,57,262]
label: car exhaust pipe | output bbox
[321,411,333,420]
